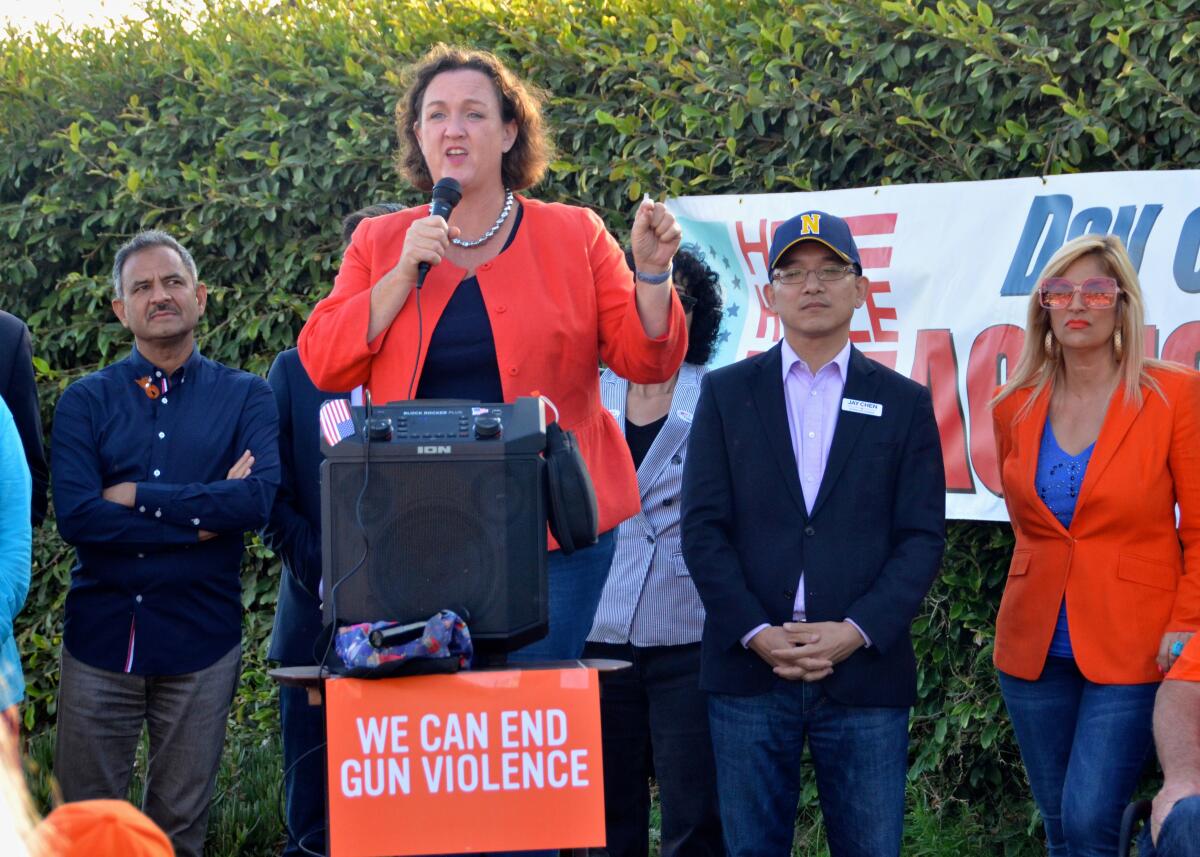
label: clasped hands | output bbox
[749,621,866,682]
[102,449,255,542]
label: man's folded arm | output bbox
[51,386,201,549]
[134,382,281,533]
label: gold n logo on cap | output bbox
[800,213,821,235]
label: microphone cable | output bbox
[405,286,423,402]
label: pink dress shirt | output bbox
[742,340,871,648]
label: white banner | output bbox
[668,171,1200,521]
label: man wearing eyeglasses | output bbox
[681,210,946,856]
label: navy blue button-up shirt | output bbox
[52,347,280,675]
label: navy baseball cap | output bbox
[768,210,862,272]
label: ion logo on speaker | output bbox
[417,445,452,454]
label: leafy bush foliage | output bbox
[3,0,1196,825]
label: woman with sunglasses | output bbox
[991,233,1200,856]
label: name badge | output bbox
[842,397,883,418]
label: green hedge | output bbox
[3,0,1197,827]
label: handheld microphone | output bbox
[368,619,428,650]
[416,177,463,289]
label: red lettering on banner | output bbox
[858,247,893,269]
[844,213,899,235]
[866,281,898,343]
[910,330,973,492]
[1144,325,1159,359]
[847,215,899,360]
[735,211,901,365]
[850,279,898,347]
[966,325,1025,497]
[735,219,775,278]
[1162,322,1200,369]
[753,282,781,341]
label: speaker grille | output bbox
[323,456,547,646]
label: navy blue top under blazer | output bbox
[263,348,339,666]
[681,344,946,706]
[588,362,708,647]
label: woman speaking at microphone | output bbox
[991,234,1200,856]
[298,44,687,662]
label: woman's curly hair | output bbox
[626,243,724,365]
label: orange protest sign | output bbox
[325,669,605,857]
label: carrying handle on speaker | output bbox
[538,394,560,424]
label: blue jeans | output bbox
[999,658,1158,857]
[708,681,909,857]
[1139,795,1200,857]
[507,530,615,663]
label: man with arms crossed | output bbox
[682,211,945,856]
[51,230,280,857]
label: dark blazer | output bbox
[263,348,340,666]
[681,344,946,706]
[0,311,47,526]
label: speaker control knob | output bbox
[367,417,393,442]
[474,415,502,439]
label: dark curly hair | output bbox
[341,202,405,246]
[626,243,724,366]
[395,44,551,192]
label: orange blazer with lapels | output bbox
[298,197,687,544]
[992,365,1200,684]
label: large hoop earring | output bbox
[1044,330,1055,359]
[1113,328,1124,362]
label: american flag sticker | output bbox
[320,399,357,446]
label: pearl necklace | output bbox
[450,188,514,248]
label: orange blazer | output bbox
[992,365,1200,684]
[297,197,687,543]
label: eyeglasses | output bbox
[677,292,698,311]
[1038,276,1122,309]
[772,264,857,285]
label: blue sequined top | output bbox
[1035,420,1095,660]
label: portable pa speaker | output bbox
[321,399,548,652]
